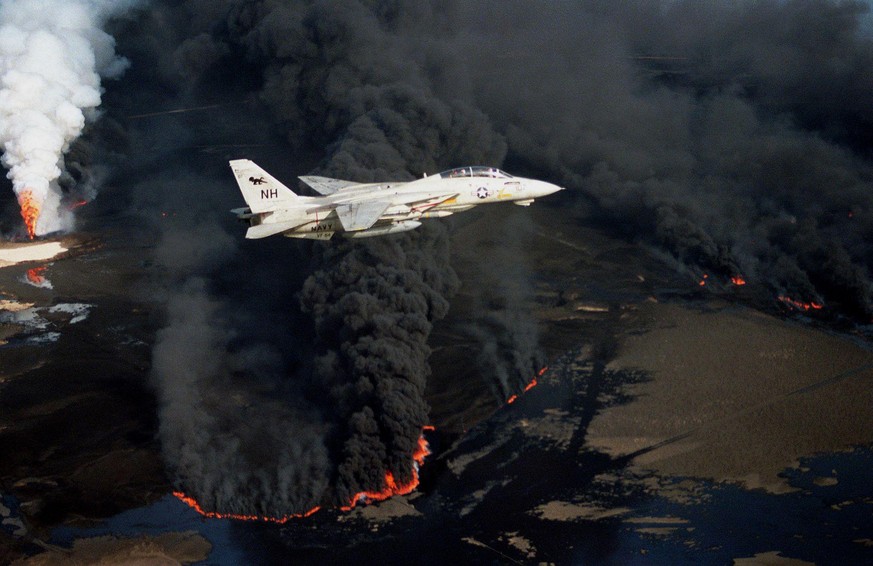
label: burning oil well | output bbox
[0,0,134,239]
[134,0,528,518]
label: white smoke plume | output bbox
[0,0,135,237]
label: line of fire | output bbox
[506,366,547,405]
[174,367,552,523]
[694,272,825,315]
[174,426,436,522]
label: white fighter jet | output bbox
[229,159,563,240]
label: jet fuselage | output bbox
[230,161,563,240]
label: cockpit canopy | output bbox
[438,166,513,179]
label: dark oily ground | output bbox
[1,202,872,564]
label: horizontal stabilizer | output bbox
[336,201,391,231]
[230,206,255,219]
[299,176,359,195]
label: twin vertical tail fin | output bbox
[229,159,300,213]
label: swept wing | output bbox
[336,201,392,231]
[304,192,457,232]
[299,176,359,195]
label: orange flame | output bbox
[173,492,320,523]
[175,427,435,521]
[18,190,40,240]
[778,295,823,311]
[698,273,709,286]
[26,267,46,286]
[731,276,747,286]
[507,367,546,404]
[341,434,431,511]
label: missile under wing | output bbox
[229,160,563,240]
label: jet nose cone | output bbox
[522,178,564,198]
[539,180,563,196]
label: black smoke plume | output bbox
[102,0,514,513]
[221,0,510,501]
[298,232,458,496]
[457,212,544,402]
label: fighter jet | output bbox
[229,159,563,240]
